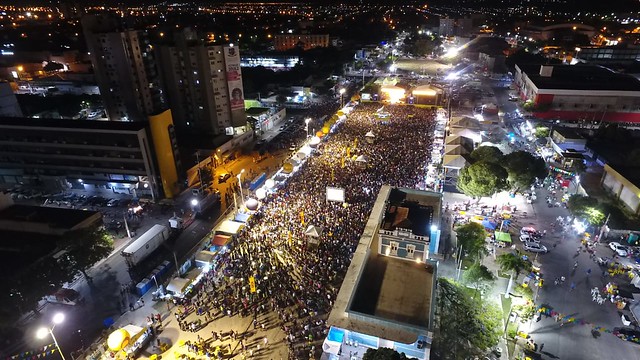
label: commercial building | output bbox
[323,186,438,360]
[575,46,640,65]
[514,64,640,123]
[0,111,180,199]
[81,14,167,122]
[601,164,640,214]
[155,28,248,136]
[274,34,329,51]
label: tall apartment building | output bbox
[439,17,474,37]
[0,82,23,117]
[81,14,167,122]
[274,34,329,51]
[155,29,247,136]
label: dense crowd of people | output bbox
[175,103,437,359]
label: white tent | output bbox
[166,277,191,295]
[443,154,469,170]
[445,144,470,155]
[355,155,368,163]
[305,225,323,237]
[450,116,480,130]
[365,131,375,138]
[216,220,245,236]
[449,128,482,143]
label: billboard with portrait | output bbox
[224,46,244,111]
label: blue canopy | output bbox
[482,220,497,230]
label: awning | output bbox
[195,250,216,265]
[212,234,230,246]
[322,327,344,355]
[166,277,191,294]
[495,231,512,243]
[216,220,244,235]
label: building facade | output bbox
[156,29,247,136]
[274,34,329,51]
[81,14,166,122]
[575,46,640,65]
[0,82,23,117]
[439,17,474,37]
[0,113,179,199]
[601,164,640,214]
[515,64,640,123]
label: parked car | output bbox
[520,227,540,237]
[523,242,548,253]
[218,173,231,184]
[107,199,119,207]
[520,235,540,243]
[609,242,629,257]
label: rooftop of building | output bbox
[381,187,436,236]
[327,186,437,344]
[552,127,585,140]
[245,107,271,116]
[606,164,640,189]
[0,204,100,231]
[518,64,640,92]
[0,116,148,132]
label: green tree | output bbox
[59,227,114,281]
[457,161,509,199]
[433,279,501,359]
[363,347,408,360]
[534,126,549,138]
[567,195,605,225]
[463,263,496,293]
[502,151,547,191]
[469,146,503,163]
[455,222,487,262]
[496,252,530,278]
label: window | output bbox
[407,245,416,259]
[390,242,399,256]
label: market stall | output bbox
[106,325,151,359]
[166,277,192,298]
[216,220,245,236]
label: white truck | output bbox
[121,224,170,267]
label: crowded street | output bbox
[139,103,439,360]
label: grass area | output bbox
[500,294,512,322]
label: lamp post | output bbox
[37,313,67,360]
[339,88,346,108]
[237,169,245,210]
[305,118,311,137]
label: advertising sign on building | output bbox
[224,46,244,111]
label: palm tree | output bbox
[497,252,530,296]
[496,252,529,277]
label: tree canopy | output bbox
[567,195,605,225]
[433,279,502,359]
[455,222,487,262]
[463,263,496,292]
[496,252,530,277]
[502,151,547,191]
[470,146,503,164]
[59,226,115,281]
[457,161,509,199]
[363,348,409,360]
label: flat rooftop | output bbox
[0,204,100,231]
[245,107,271,116]
[518,64,640,92]
[328,185,437,344]
[0,116,148,132]
[350,248,433,327]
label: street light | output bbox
[237,169,246,210]
[339,88,346,107]
[305,118,311,137]
[190,198,199,206]
[37,313,67,360]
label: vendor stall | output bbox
[216,220,245,236]
[195,250,216,269]
[495,231,512,245]
[106,325,151,359]
[166,277,192,297]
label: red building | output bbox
[514,64,640,123]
